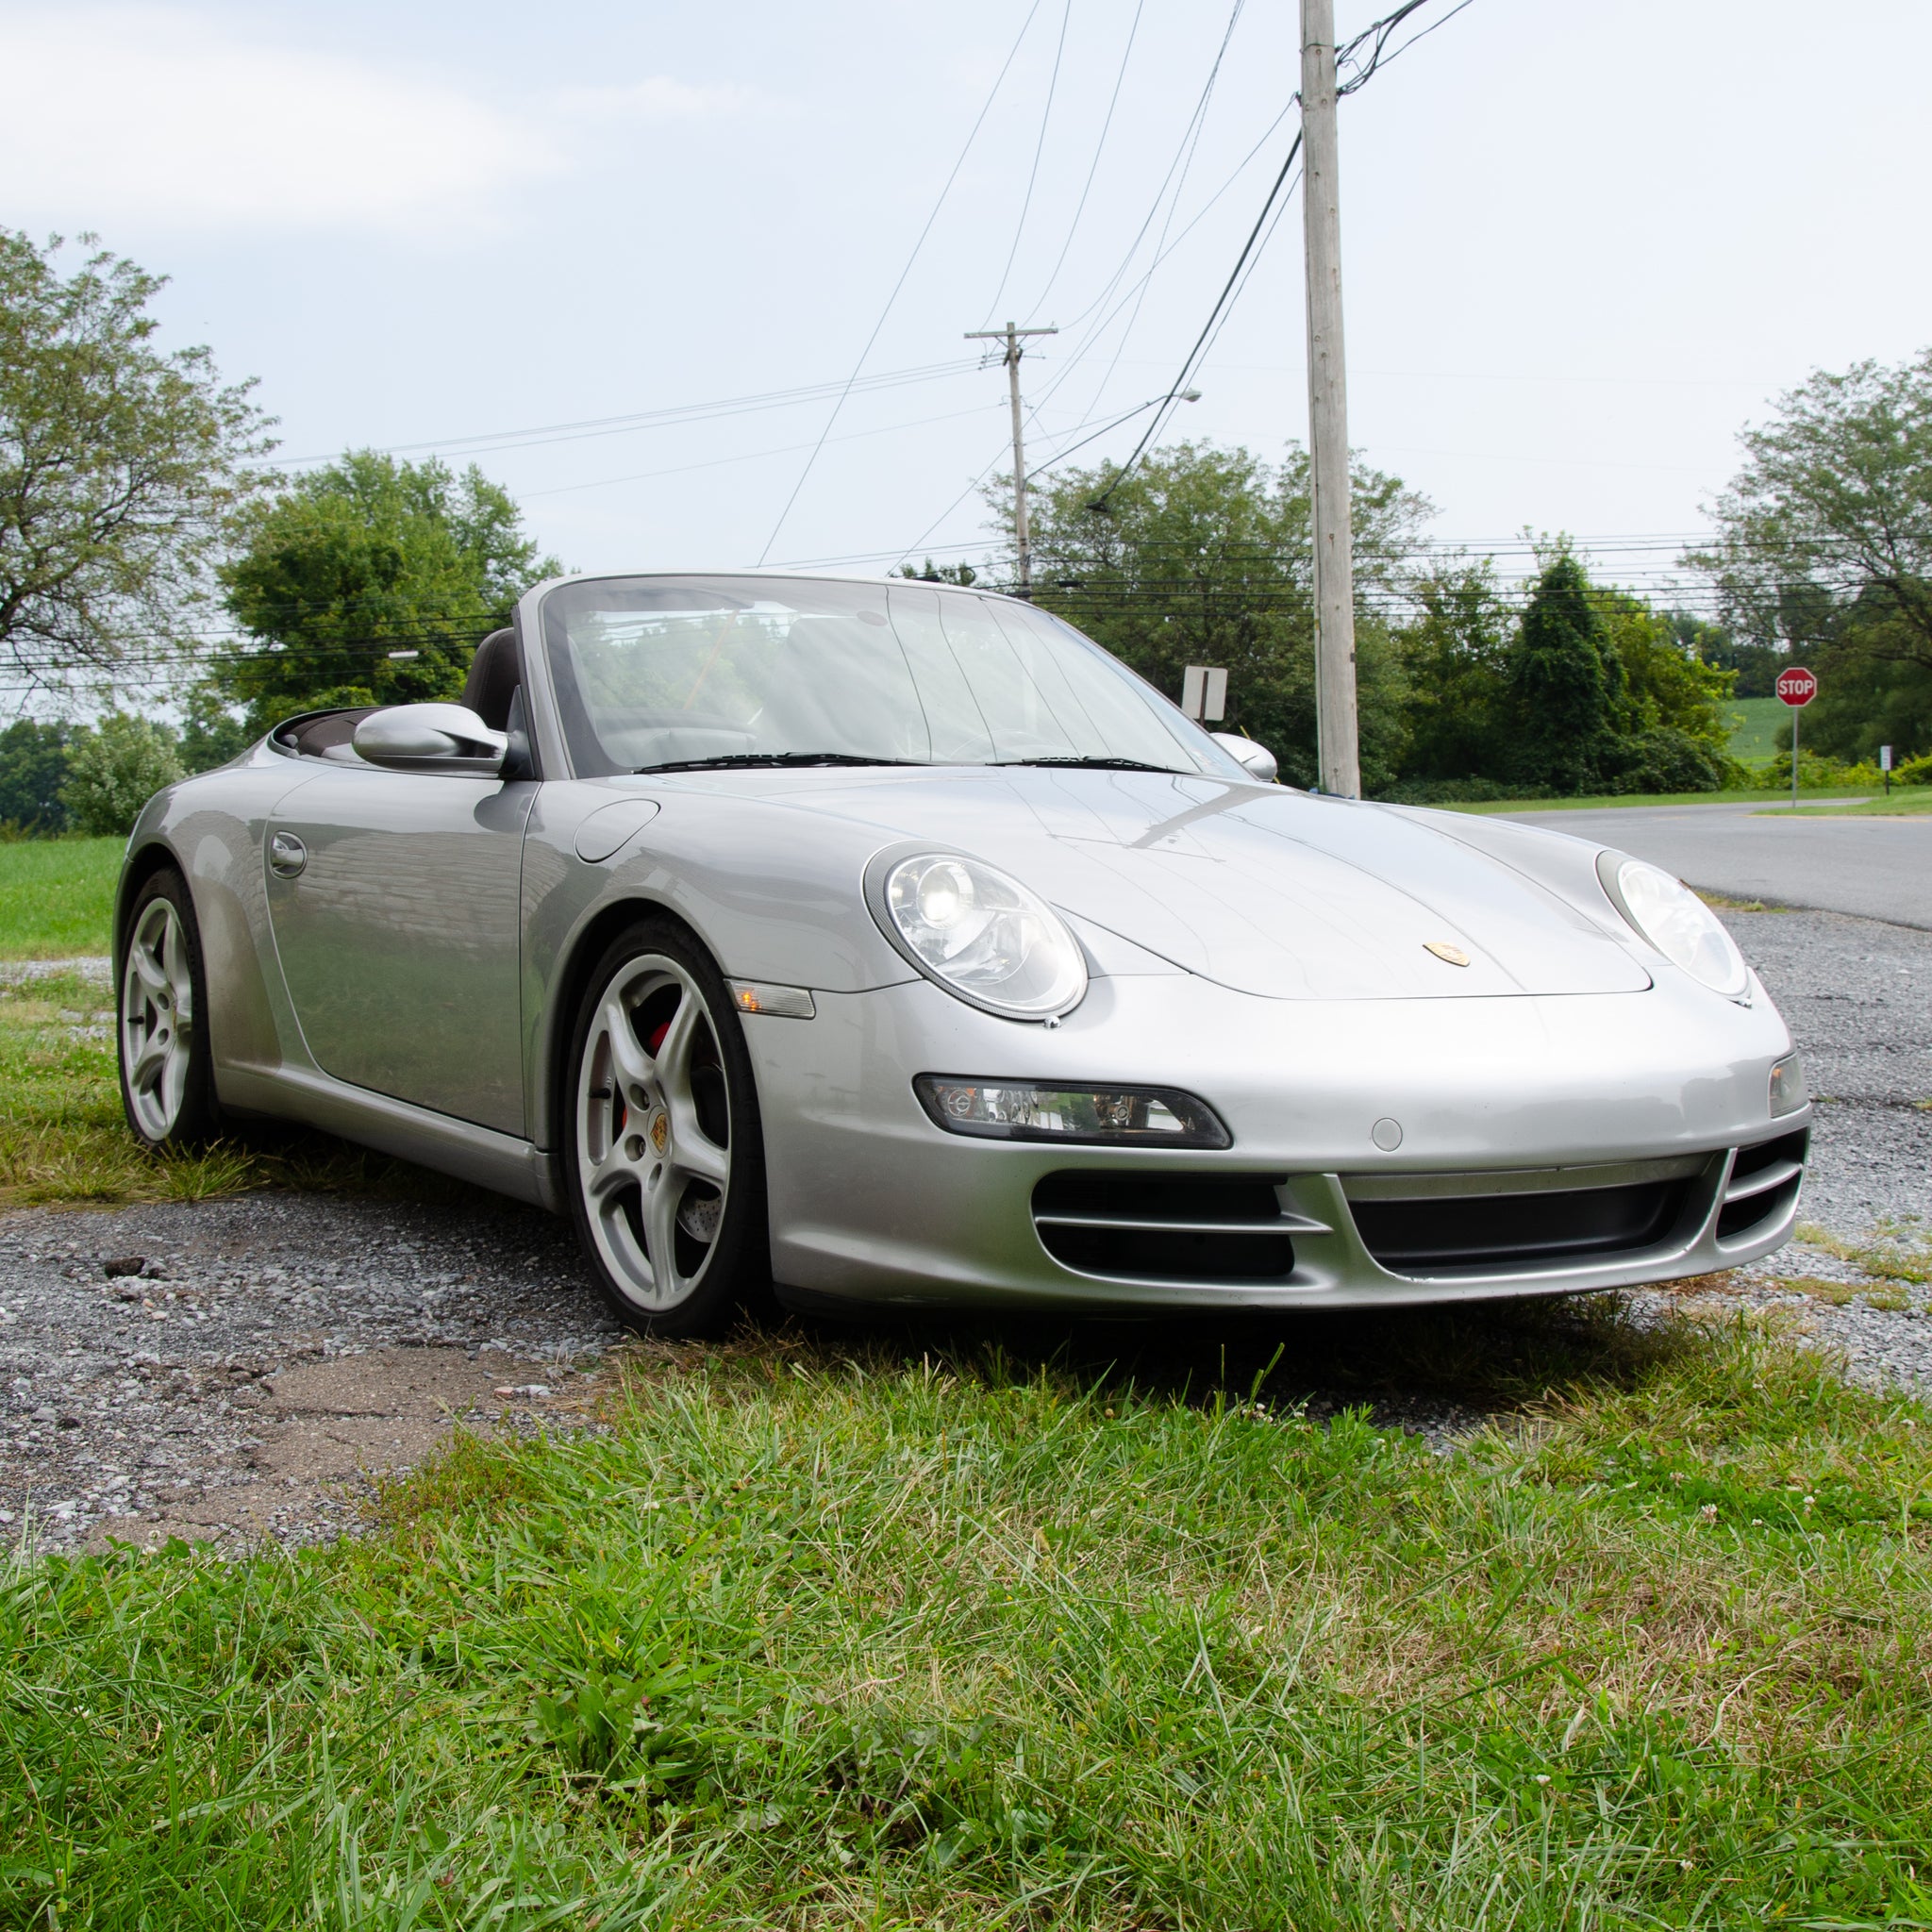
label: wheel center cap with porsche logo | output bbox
[648,1111,671,1157]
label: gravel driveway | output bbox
[3,908,1928,1555]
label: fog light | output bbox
[1769,1053,1807,1118]
[914,1076,1230,1147]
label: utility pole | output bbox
[965,320,1058,597]
[1300,0,1360,797]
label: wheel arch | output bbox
[538,891,720,1156]
[114,838,192,975]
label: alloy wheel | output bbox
[121,896,196,1141]
[575,953,733,1312]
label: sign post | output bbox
[1881,743,1893,797]
[1775,665,1818,808]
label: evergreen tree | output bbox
[1507,556,1615,793]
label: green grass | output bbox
[1724,695,1787,768]
[8,1302,1932,1927]
[0,968,472,1208]
[1446,785,1874,814]
[0,836,122,959]
[1764,788,1932,818]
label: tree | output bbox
[0,231,271,694]
[1392,562,1515,787]
[1507,555,1618,793]
[1008,441,1429,792]
[60,712,184,836]
[895,558,978,587]
[0,718,72,832]
[177,686,253,773]
[1391,555,1740,799]
[1691,350,1932,758]
[1670,608,1780,698]
[211,451,560,728]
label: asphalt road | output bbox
[1504,801,1932,928]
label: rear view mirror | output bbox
[1211,732,1278,785]
[354,704,508,775]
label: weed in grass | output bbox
[1798,1220,1932,1287]
[0,968,473,1209]
[8,1307,1932,1926]
[1780,1274,1879,1307]
[1697,891,1778,913]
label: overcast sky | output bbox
[8,0,1932,608]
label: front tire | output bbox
[563,919,771,1338]
[118,867,221,1147]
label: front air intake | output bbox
[1031,1172,1298,1282]
[1715,1128,1808,1244]
[1347,1178,1693,1274]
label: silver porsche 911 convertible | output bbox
[115,571,1807,1334]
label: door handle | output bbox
[268,832,308,878]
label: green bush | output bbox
[1763,747,1883,790]
[60,713,185,837]
[1894,751,1932,786]
[1607,724,1745,794]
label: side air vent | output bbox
[1031,1172,1314,1283]
[1715,1127,1808,1243]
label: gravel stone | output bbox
[0,1191,622,1555]
[1724,908,1932,1234]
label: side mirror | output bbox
[1211,731,1278,785]
[354,703,508,775]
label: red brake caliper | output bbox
[621,1016,673,1136]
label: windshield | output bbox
[538,575,1246,779]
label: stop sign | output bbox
[1775,666,1818,707]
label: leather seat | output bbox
[463,627,521,730]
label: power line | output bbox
[980,0,1074,327]
[1336,0,1474,92]
[1088,131,1304,511]
[1088,0,1479,513]
[1025,0,1145,317]
[899,15,1291,573]
[522,399,1003,500]
[271,359,983,469]
[756,0,1047,565]
[1025,2,1250,350]
[1063,0,1248,425]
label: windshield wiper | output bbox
[991,756,1186,774]
[635,752,928,774]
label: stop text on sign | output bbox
[1775,666,1818,707]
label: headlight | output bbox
[870,851,1088,1020]
[914,1077,1230,1146]
[1596,853,1750,1001]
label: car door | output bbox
[264,767,536,1134]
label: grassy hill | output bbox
[1724,695,1787,771]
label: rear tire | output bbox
[118,867,222,1147]
[563,918,771,1338]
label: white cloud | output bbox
[551,76,758,120]
[0,7,559,233]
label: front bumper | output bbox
[740,970,1807,1311]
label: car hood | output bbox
[668,766,1651,1000]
